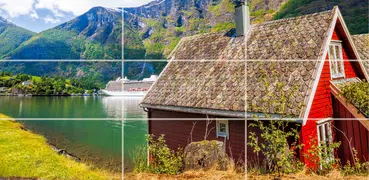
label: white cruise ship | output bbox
[100,75,158,97]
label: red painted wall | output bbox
[332,97,369,164]
[301,26,360,168]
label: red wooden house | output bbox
[141,3,369,168]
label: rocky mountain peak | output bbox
[56,6,122,44]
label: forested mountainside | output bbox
[0,61,122,87]
[2,7,122,60]
[123,0,368,80]
[0,7,123,85]
[274,0,368,35]
[0,17,35,57]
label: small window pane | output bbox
[329,43,344,78]
[329,45,337,74]
[335,46,342,74]
[325,123,330,142]
[219,123,226,133]
[329,45,335,59]
[319,126,324,142]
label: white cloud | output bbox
[0,0,152,18]
[0,0,35,17]
[36,0,152,16]
[43,15,60,24]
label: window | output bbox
[317,120,334,165]
[216,119,229,139]
[328,42,345,79]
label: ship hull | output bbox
[100,90,146,97]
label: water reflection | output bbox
[101,96,124,118]
[123,97,146,118]
[0,96,123,118]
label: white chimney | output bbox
[235,1,250,37]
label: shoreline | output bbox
[0,114,121,179]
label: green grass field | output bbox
[31,76,42,82]
[0,114,121,180]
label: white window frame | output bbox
[316,119,334,168]
[216,119,229,139]
[328,41,345,79]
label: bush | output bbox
[342,148,369,176]
[304,135,341,175]
[131,145,149,173]
[248,120,303,175]
[340,81,369,117]
[131,134,184,175]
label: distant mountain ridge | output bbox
[1,6,122,59]
[0,7,123,85]
[0,16,35,56]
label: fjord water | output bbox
[123,97,148,171]
[0,96,148,171]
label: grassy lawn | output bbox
[0,76,11,80]
[31,76,42,82]
[0,114,121,180]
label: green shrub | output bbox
[131,144,149,173]
[342,148,369,176]
[304,136,341,175]
[248,120,303,175]
[132,134,183,175]
[340,81,369,117]
[148,135,183,174]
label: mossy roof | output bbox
[352,34,369,76]
[141,7,339,117]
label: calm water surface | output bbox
[0,96,148,171]
[123,97,148,171]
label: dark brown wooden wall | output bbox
[149,109,302,166]
[332,97,369,164]
[148,109,245,162]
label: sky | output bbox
[0,0,152,32]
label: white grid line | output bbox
[1,59,368,62]
[122,8,125,180]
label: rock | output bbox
[50,144,81,162]
[183,140,228,171]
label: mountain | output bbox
[0,61,122,87]
[0,16,35,56]
[3,7,122,59]
[274,0,368,34]
[0,7,123,85]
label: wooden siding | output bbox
[332,97,369,164]
[301,24,361,167]
[148,109,245,162]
